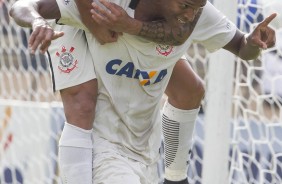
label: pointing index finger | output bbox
[258,13,277,28]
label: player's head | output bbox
[160,0,207,26]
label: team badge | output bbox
[156,44,174,56]
[56,46,78,73]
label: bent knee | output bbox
[194,79,205,99]
[167,78,205,109]
[63,90,96,113]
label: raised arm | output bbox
[9,0,63,54]
[223,13,277,60]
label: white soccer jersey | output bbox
[56,0,237,165]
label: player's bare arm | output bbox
[223,13,277,60]
[88,0,202,45]
[74,0,121,44]
[9,0,63,54]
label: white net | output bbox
[231,0,282,183]
[187,0,282,183]
[0,0,60,102]
[1,1,62,183]
[1,0,282,183]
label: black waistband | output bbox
[129,0,140,9]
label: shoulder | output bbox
[201,2,223,19]
[197,1,227,27]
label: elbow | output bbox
[9,5,16,18]
[9,5,21,25]
[9,0,27,18]
[8,2,27,23]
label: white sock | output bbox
[162,101,199,181]
[58,122,93,184]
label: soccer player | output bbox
[10,1,206,183]
[10,1,206,184]
[9,1,204,183]
[9,0,276,184]
[55,1,277,183]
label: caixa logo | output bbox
[1,167,23,183]
[106,59,167,86]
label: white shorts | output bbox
[93,135,160,184]
[46,23,96,91]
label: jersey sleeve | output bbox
[191,2,237,53]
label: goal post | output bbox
[201,0,282,183]
[202,0,237,184]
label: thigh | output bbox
[60,79,98,129]
[47,23,97,128]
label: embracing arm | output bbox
[75,0,120,44]
[223,13,276,60]
[76,0,191,45]
[136,20,189,46]
[9,0,61,27]
[92,0,192,45]
[9,0,63,54]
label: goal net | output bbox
[1,0,282,183]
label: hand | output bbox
[29,18,64,54]
[74,0,120,44]
[90,0,139,35]
[246,13,277,50]
[89,25,121,45]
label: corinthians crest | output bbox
[156,44,174,56]
[56,46,78,73]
